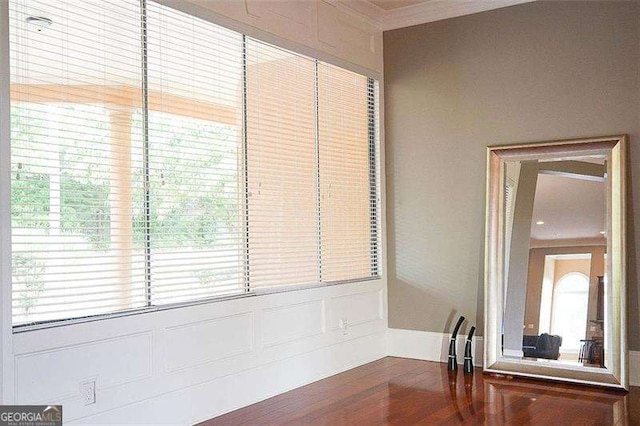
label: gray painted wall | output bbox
[384,0,640,350]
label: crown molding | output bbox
[338,0,536,32]
[381,0,536,31]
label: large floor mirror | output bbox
[484,135,628,389]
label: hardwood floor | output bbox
[199,357,639,425]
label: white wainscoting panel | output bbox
[261,300,324,348]
[164,312,254,373]
[157,0,383,75]
[9,280,386,424]
[15,332,152,404]
[329,289,383,330]
[71,331,386,426]
[316,1,378,69]
[245,0,315,23]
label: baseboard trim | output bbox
[387,328,483,367]
[503,349,524,358]
[630,351,640,387]
[387,328,640,387]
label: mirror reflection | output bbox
[502,155,607,369]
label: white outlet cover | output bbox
[80,381,96,405]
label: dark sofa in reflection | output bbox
[522,333,563,360]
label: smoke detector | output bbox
[26,16,52,31]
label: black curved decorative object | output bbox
[464,326,476,375]
[448,316,465,371]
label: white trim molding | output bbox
[387,328,640,387]
[630,351,640,387]
[387,328,484,367]
[0,0,12,404]
[503,349,524,358]
[338,0,536,31]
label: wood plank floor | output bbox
[199,357,639,425]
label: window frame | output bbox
[4,0,382,333]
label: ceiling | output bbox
[343,0,537,31]
[530,173,606,244]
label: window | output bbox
[8,0,380,328]
[10,0,147,325]
[245,40,318,288]
[318,63,379,282]
[145,2,245,305]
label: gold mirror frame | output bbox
[484,135,628,390]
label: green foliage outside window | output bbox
[11,105,238,251]
[11,104,240,316]
[12,253,45,316]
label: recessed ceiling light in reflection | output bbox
[536,221,544,225]
[600,231,606,235]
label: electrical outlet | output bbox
[339,318,349,335]
[80,380,96,405]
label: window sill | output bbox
[13,275,381,334]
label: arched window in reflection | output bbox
[551,272,590,352]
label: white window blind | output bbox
[246,39,319,289]
[8,0,380,328]
[318,63,379,282]
[145,2,245,305]
[10,0,147,325]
